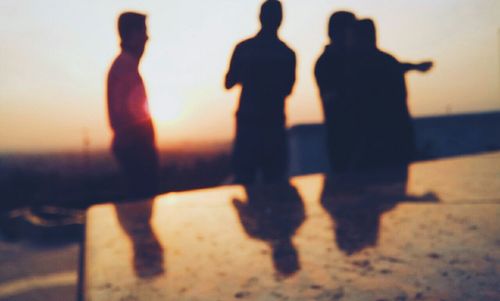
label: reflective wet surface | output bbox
[84,152,500,301]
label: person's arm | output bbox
[400,61,433,73]
[314,54,327,93]
[314,53,339,117]
[107,67,133,131]
[225,45,242,89]
[285,51,297,96]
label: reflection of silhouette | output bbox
[320,166,438,255]
[225,0,296,184]
[233,182,305,277]
[315,13,433,172]
[114,199,165,278]
[107,12,159,198]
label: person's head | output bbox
[118,12,148,58]
[259,0,283,32]
[354,19,377,50]
[328,11,356,46]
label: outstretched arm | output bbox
[400,61,434,73]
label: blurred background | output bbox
[0,1,499,300]
[1,0,499,209]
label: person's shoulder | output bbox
[108,55,139,88]
[280,40,296,56]
[230,38,256,58]
[108,53,121,69]
[377,50,399,65]
[317,45,330,57]
[107,55,122,79]
[316,45,340,64]
[271,39,295,61]
[235,37,256,50]
[108,53,135,77]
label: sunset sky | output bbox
[1,0,499,152]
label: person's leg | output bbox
[133,143,159,197]
[113,122,159,199]
[262,126,288,183]
[233,118,258,184]
[326,124,350,173]
[113,142,138,199]
[131,122,159,198]
[233,142,257,184]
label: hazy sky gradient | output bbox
[1,0,499,152]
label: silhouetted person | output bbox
[225,0,296,184]
[107,12,159,198]
[115,198,165,278]
[314,11,357,172]
[320,166,438,255]
[349,19,433,169]
[316,14,433,172]
[233,182,305,277]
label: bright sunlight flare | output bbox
[149,88,184,124]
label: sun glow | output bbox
[149,90,184,124]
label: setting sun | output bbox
[149,89,184,124]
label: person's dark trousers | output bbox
[233,116,288,184]
[260,124,287,182]
[112,120,159,199]
[325,120,354,173]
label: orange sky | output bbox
[0,0,499,152]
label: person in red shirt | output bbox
[107,12,159,199]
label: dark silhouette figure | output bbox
[233,182,305,277]
[107,12,159,199]
[114,198,165,278]
[314,11,357,173]
[225,0,296,184]
[315,13,433,172]
[348,19,433,169]
[320,166,438,255]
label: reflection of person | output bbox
[225,0,296,184]
[115,199,165,278]
[233,182,305,277]
[320,168,408,255]
[107,12,159,198]
[320,166,438,255]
